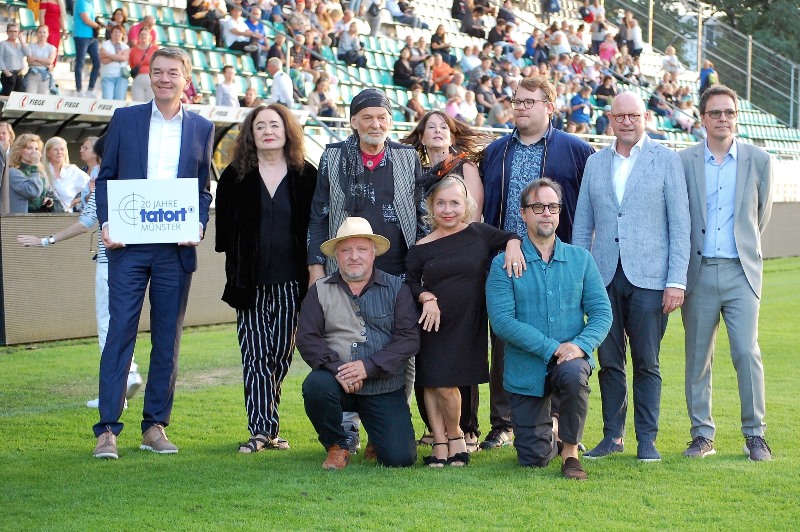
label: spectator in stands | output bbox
[265,57,294,106]
[504,46,526,69]
[182,77,203,104]
[393,47,422,89]
[548,24,571,57]
[0,121,13,214]
[39,0,67,56]
[267,33,287,62]
[365,0,384,37]
[552,82,568,129]
[0,23,29,96]
[222,6,262,67]
[24,26,58,95]
[431,25,456,67]
[314,2,336,36]
[290,33,320,88]
[8,134,47,214]
[593,75,617,107]
[662,45,685,76]
[337,22,367,68]
[332,9,355,46]
[287,0,313,35]
[240,87,262,107]
[414,36,431,62]
[431,53,455,93]
[468,56,492,89]
[405,83,426,122]
[245,6,270,70]
[598,33,619,63]
[43,136,90,213]
[79,136,100,178]
[699,59,719,97]
[491,74,509,103]
[569,85,593,129]
[17,135,144,409]
[72,0,102,96]
[216,65,241,107]
[595,104,612,135]
[474,75,496,114]
[461,45,481,73]
[497,0,517,27]
[187,0,223,47]
[590,14,607,56]
[104,8,129,42]
[129,29,158,102]
[488,100,513,129]
[306,74,338,117]
[569,24,587,54]
[214,103,316,455]
[414,55,435,93]
[648,84,672,117]
[460,1,486,39]
[128,16,157,47]
[99,25,130,101]
[627,18,644,58]
[487,19,512,47]
[386,0,427,29]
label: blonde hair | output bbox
[9,134,44,171]
[423,176,476,228]
[43,136,70,188]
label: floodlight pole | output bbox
[746,35,753,101]
[648,0,653,45]
[696,9,703,73]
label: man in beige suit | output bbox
[679,85,773,461]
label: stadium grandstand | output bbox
[1,0,798,345]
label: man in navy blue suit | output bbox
[92,47,214,459]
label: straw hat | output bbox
[320,217,391,257]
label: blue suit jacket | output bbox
[96,102,214,272]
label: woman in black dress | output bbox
[406,177,524,466]
[215,104,317,453]
[402,110,489,451]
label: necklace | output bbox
[361,149,385,169]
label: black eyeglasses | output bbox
[704,109,737,119]
[610,113,642,123]
[511,98,548,110]
[524,202,562,214]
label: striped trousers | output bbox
[236,281,300,438]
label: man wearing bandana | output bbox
[307,88,425,454]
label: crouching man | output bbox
[486,178,611,479]
[297,217,419,470]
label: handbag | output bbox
[368,2,380,16]
[120,66,131,78]
[130,44,151,78]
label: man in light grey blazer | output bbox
[679,85,773,461]
[573,92,690,461]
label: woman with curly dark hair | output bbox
[401,110,494,453]
[215,104,317,453]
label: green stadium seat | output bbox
[184,29,199,49]
[237,76,250,96]
[199,72,217,95]
[18,8,37,32]
[208,51,225,72]
[225,53,241,70]
[199,31,216,51]
[191,49,210,71]
[161,7,187,28]
[61,36,76,59]
[167,27,185,47]
[127,2,143,21]
[93,0,110,18]
[144,4,159,20]
[250,76,268,98]
[154,25,168,45]
[240,55,258,76]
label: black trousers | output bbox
[0,70,25,96]
[303,370,417,467]
[509,358,591,467]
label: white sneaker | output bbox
[85,397,127,409]
[85,89,98,98]
[126,371,143,399]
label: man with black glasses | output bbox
[573,91,690,462]
[480,75,594,451]
[678,85,773,461]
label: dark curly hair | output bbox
[231,104,306,178]
[399,110,491,166]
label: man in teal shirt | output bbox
[73,0,103,95]
[486,177,611,479]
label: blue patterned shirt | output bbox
[703,141,738,258]
[505,130,545,237]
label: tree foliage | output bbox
[707,0,800,63]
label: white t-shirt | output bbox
[222,17,251,47]
[216,81,240,107]
[27,42,56,65]
[100,40,130,78]
[551,31,571,55]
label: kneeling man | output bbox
[486,178,612,479]
[297,217,419,470]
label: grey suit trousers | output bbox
[682,257,766,439]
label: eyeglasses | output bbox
[524,202,562,214]
[610,113,643,123]
[703,109,737,119]
[511,98,548,110]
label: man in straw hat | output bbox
[297,217,419,470]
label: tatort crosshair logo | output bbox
[115,193,195,226]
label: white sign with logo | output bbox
[107,179,200,244]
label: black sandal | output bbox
[238,434,269,454]
[447,436,470,466]
[423,442,448,468]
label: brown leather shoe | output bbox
[322,444,350,470]
[141,424,178,454]
[363,441,377,461]
[93,430,119,459]
[562,456,587,480]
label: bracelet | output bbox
[41,237,49,247]
[421,296,437,304]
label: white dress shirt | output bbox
[610,133,647,205]
[147,101,183,180]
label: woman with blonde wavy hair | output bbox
[405,176,524,467]
[8,133,51,213]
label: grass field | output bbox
[1,258,799,530]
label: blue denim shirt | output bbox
[486,236,612,397]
